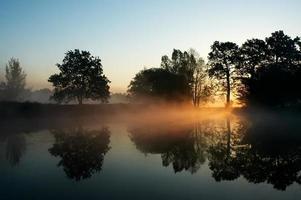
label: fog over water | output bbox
[1,108,301,200]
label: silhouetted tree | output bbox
[266,31,300,64]
[161,49,196,85]
[0,58,29,101]
[188,49,214,107]
[236,39,269,105]
[49,127,110,181]
[127,68,190,103]
[129,49,213,105]
[237,31,301,107]
[48,49,110,104]
[161,49,201,104]
[208,42,239,108]
[238,39,268,79]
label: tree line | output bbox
[1,30,300,108]
[128,30,301,108]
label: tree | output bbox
[188,49,214,107]
[236,39,269,105]
[48,49,110,104]
[237,31,301,107]
[161,49,196,90]
[238,39,268,79]
[266,30,300,65]
[127,68,190,103]
[1,58,28,101]
[208,42,239,108]
[160,49,213,106]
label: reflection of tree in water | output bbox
[161,133,206,173]
[129,123,208,174]
[49,127,110,181]
[236,118,301,190]
[234,145,301,190]
[207,116,301,190]
[5,134,26,167]
[130,116,301,191]
[207,118,243,181]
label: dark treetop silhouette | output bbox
[207,42,239,108]
[127,68,191,103]
[237,31,301,107]
[128,30,301,108]
[1,30,300,109]
[128,49,213,106]
[48,49,110,104]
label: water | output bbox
[0,112,301,200]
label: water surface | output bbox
[0,112,301,200]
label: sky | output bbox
[0,0,300,92]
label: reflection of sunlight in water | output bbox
[0,109,301,193]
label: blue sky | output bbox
[0,0,300,92]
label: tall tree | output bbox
[266,30,300,65]
[237,31,301,107]
[2,58,27,101]
[236,39,268,105]
[48,49,110,104]
[188,49,214,107]
[160,49,213,106]
[238,39,268,79]
[161,49,196,87]
[208,41,239,108]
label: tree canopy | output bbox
[237,31,301,107]
[48,49,110,104]
[127,68,190,103]
[128,49,213,105]
[0,58,28,101]
[208,41,239,107]
[2,30,300,108]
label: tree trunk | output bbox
[193,78,197,107]
[226,71,231,108]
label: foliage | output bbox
[127,68,190,102]
[0,58,29,101]
[208,41,239,107]
[190,53,215,107]
[128,49,213,105]
[237,31,301,107]
[48,49,110,104]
